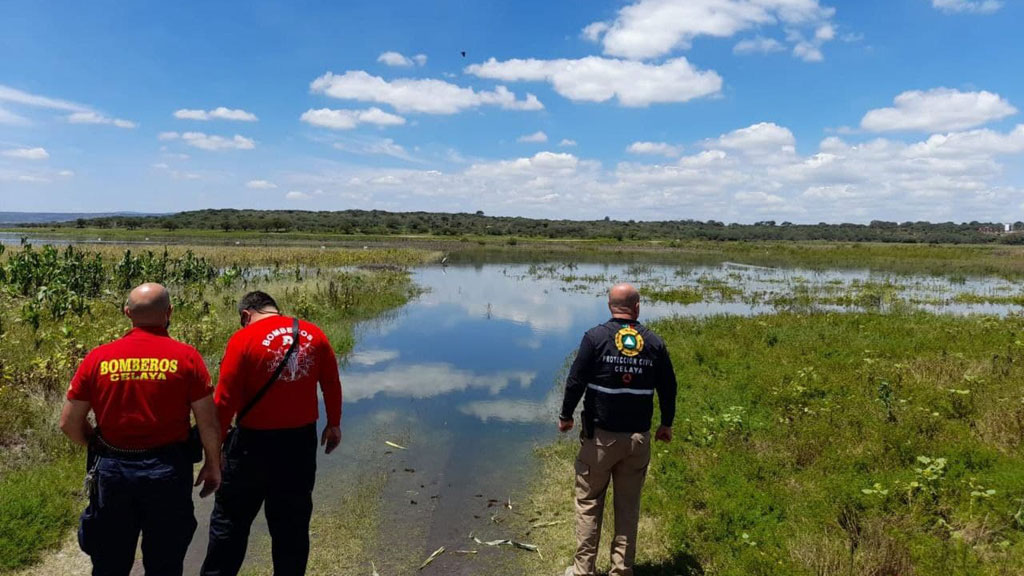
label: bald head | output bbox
[608,283,640,320]
[124,283,172,328]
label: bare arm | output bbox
[59,399,93,447]
[192,395,222,461]
[320,336,343,454]
[191,395,222,497]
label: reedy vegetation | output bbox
[0,242,431,573]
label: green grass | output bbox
[524,312,1024,576]
[0,456,81,572]
[0,243,426,573]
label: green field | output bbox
[519,311,1024,576]
[0,242,434,572]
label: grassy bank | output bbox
[8,227,1024,277]
[523,312,1024,576]
[0,243,432,573]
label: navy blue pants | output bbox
[78,450,196,576]
[201,424,317,576]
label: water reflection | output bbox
[344,363,535,403]
[344,262,1024,432]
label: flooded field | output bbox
[8,250,1024,575]
[250,261,1024,575]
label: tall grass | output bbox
[523,312,1024,575]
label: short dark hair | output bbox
[237,291,279,314]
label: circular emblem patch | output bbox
[615,326,645,357]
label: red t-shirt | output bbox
[67,327,212,450]
[214,315,342,436]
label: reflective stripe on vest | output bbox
[587,383,655,395]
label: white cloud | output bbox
[517,131,548,143]
[583,0,837,61]
[150,162,201,180]
[559,139,578,147]
[861,88,1017,133]
[465,151,582,177]
[0,84,137,129]
[627,141,682,157]
[733,36,785,55]
[67,111,137,128]
[735,190,786,205]
[342,363,535,403]
[709,122,796,155]
[465,56,722,107]
[377,51,426,67]
[346,349,400,366]
[280,94,1024,224]
[0,84,88,112]
[309,70,543,114]
[57,170,74,177]
[378,51,413,67]
[786,24,835,63]
[300,107,406,130]
[459,400,552,424]
[286,191,312,200]
[0,106,28,125]
[363,139,414,161]
[333,138,419,162]
[931,0,1002,14]
[246,179,278,189]
[174,107,258,122]
[582,22,610,42]
[905,125,1024,158]
[3,147,49,160]
[164,132,255,151]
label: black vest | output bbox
[582,320,668,433]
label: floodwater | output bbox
[89,259,1024,574]
[268,262,1024,574]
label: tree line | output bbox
[35,209,1024,244]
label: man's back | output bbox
[575,319,675,433]
[203,291,342,576]
[214,315,340,433]
[69,326,210,449]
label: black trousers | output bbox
[201,424,317,576]
[78,450,196,576]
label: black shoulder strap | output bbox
[237,317,301,426]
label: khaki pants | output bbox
[572,427,651,576]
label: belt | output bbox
[91,434,187,461]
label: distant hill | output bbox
[0,212,159,225]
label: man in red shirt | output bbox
[201,290,342,576]
[60,282,222,576]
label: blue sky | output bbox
[1,0,1023,223]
